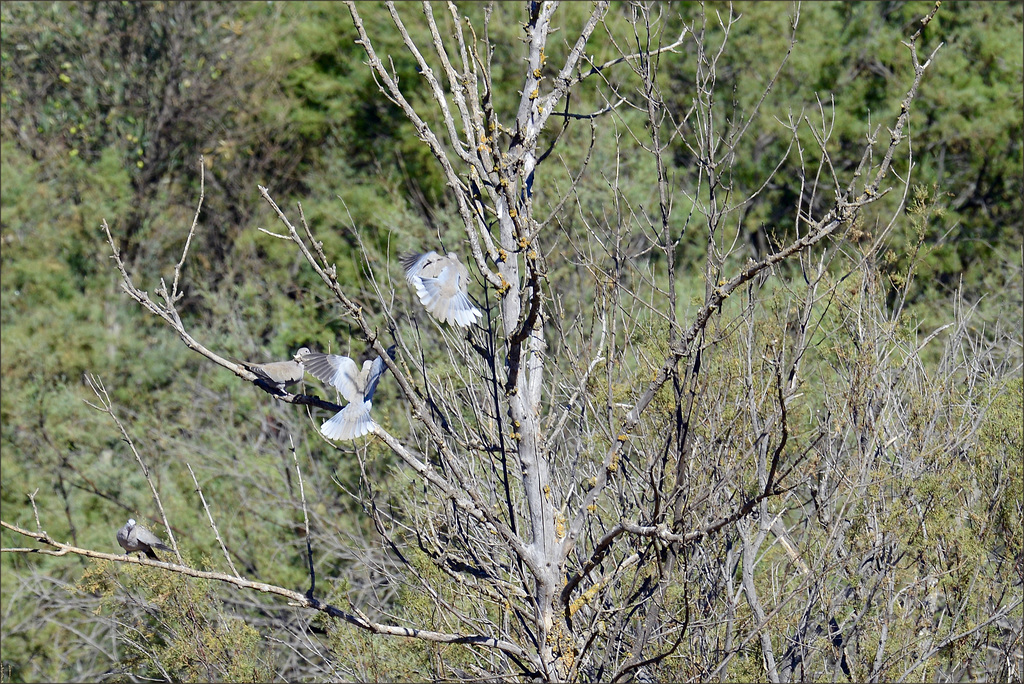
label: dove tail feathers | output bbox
[321,401,375,440]
[450,291,483,326]
[414,279,481,327]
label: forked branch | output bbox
[561,5,943,557]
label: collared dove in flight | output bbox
[302,346,396,440]
[241,347,310,391]
[117,518,171,560]
[401,251,482,327]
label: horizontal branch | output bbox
[0,519,539,668]
[548,97,626,120]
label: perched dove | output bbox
[302,346,396,440]
[117,518,171,560]
[241,347,310,391]
[401,251,482,327]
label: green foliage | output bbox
[326,623,432,683]
[1,1,1021,681]
[976,377,1024,560]
[660,1,1023,305]
[1,1,326,274]
[100,564,274,681]
[268,2,449,208]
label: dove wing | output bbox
[414,263,481,326]
[401,251,441,282]
[362,348,395,400]
[414,263,454,322]
[318,347,394,441]
[244,359,303,387]
[303,353,363,403]
[133,524,171,552]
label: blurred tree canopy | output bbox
[1,1,1020,681]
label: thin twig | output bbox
[186,462,240,578]
[28,489,41,532]
[291,437,315,598]
[169,156,205,302]
[83,374,182,564]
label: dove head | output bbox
[127,518,136,527]
[293,347,311,362]
[446,252,458,261]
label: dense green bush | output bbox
[2,2,1020,681]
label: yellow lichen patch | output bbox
[568,582,602,618]
[496,274,511,295]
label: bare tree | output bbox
[5,2,1021,682]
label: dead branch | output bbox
[0,519,541,670]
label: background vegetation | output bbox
[1,1,1021,682]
